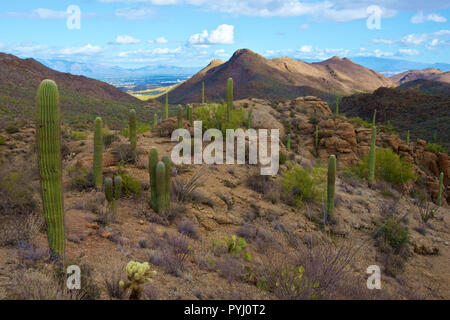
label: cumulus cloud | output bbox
[148,37,168,44]
[115,35,141,44]
[59,44,102,55]
[189,24,234,45]
[411,11,447,23]
[397,48,419,56]
[372,30,450,48]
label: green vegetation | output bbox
[70,131,88,141]
[69,167,95,191]
[114,176,122,200]
[227,78,234,120]
[177,106,183,129]
[352,148,415,185]
[94,117,103,189]
[119,172,142,196]
[36,79,65,259]
[327,155,336,216]
[0,136,6,145]
[148,148,171,213]
[129,109,137,162]
[194,103,246,133]
[202,81,205,104]
[426,142,447,155]
[104,177,114,204]
[368,125,376,185]
[348,117,371,128]
[377,217,409,251]
[225,235,251,261]
[165,93,169,119]
[282,165,326,207]
[156,161,167,213]
[286,134,291,152]
[120,261,157,300]
[149,148,159,210]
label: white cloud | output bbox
[264,46,350,60]
[115,7,153,20]
[372,30,450,48]
[148,37,168,44]
[115,35,141,44]
[59,44,102,55]
[118,46,182,57]
[189,24,234,45]
[411,11,447,23]
[397,48,419,56]
[299,45,312,53]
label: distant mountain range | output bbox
[164,49,394,104]
[389,68,450,85]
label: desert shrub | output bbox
[70,131,88,141]
[426,142,447,155]
[0,168,37,216]
[0,135,6,145]
[281,165,326,206]
[279,151,288,165]
[376,217,409,252]
[69,167,95,191]
[225,235,251,261]
[171,170,206,203]
[0,214,43,246]
[111,143,134,163]
[177,219,199,239]
[194,103,246,133]
[5,123,19,134]
[352,148,415,185]
[103,128,120,148]
[120,121,151,137]
[217,256,245,283]
[348,117,371,128]
[104,263,126,300]
[119,173,142,196]
[380,122,396,134]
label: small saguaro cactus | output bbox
[129,109,137,161]
[120,261,157,300]
[177,106,183,129]
[114,176,122,200]
[247,110,252,129]
[186,105,193,125]
[149,148,159,209]
[104,177,114,203]
[155,161,167,213]
[153,113,158,127]
[437,172,444,206]
[286,134,291,152]
[202,81,205,104]
[162,156,171,208]
[406,130,410,146]
[165,93,169,120]
[227,77,233,119]
[372,110,377,126]
[37,79,65,259]
[94,117,103,189]
[327,155,336,216]
[368,125,376,186]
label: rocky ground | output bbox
[0,97,448,300]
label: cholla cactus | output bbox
[120,261,157,300]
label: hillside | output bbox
[340,86,450,150]
[0,53,147,129]
[164,49,394,104]
[390,68,450,85]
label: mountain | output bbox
[37,58,199,81]
[390,68,450,85]
[165,49,394,104]
[340,85,450,150]
[0,52,147,128]
[347,57,450,77]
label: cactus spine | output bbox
[227,78,233,120]
[114,176,122,200]
[286,134,291,152]
[94,117,103,189]
[129,109,137,161]
[165,93,169,119]
[177,106,183,129]
[368,125,376,185]
[149,148,159,210]
[37,79,65,259]
[162,156,171,208]
[202,81,205,104]
[153,113,158,127]
[438,172,444,206]
[155,161,166,213]
[406,130,410,146]
[327,155,336,216]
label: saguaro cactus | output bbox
[114,176,122,200]
[372,110,376,126]
[438,172,444,206]
[94,117,103,189]
[149,148,159,209]
[406,130,410,146]
[202,81,205,104]
[177,106,183,129]
[104,177,114,203]
[162,156,171,208]
[129,109,137,161]
[155,161,166,213]
[286,134,291,152]
[153,113,158,127]
[227,77,233,119]
[165,93,169,119]
[327,155,336,216]
[368,125,376,185]
[247,110,252,129]
[37,79,65,259]
[186,105,193,125]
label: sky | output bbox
[0,0,449,68]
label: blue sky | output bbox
[0,0,448,68]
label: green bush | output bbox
[70,131,88,141]
[120,173,142,196]
[194,103,246,133]
[348,117,371,128]
[120,121,151,138]
[352,148,415,185]
[281,165,326,206]
[69,167,96,191]
[0,136,6,145]
[5,123,19,134]
[279,151,288,165]
[0,169,37,216]
[377,217,409,251]
[426,143,447,155]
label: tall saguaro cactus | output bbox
[114,176,122,200]
[368,125,376,186]
[162,156,171,208]
[406,130,410,146]
[202,81,205,104]
[94,117,103,189]
[129,109,137,161]
[327,155,336,216]
[155,161,167,213]
[372,110,377,126]
[438,172,444,206]
[165,93,169,120]
[247,110,252,129]
[227,78,233,119]
[186,105,193,125]
[37,79,65,259]
[149,148,159,209]
[177,106,183,129]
